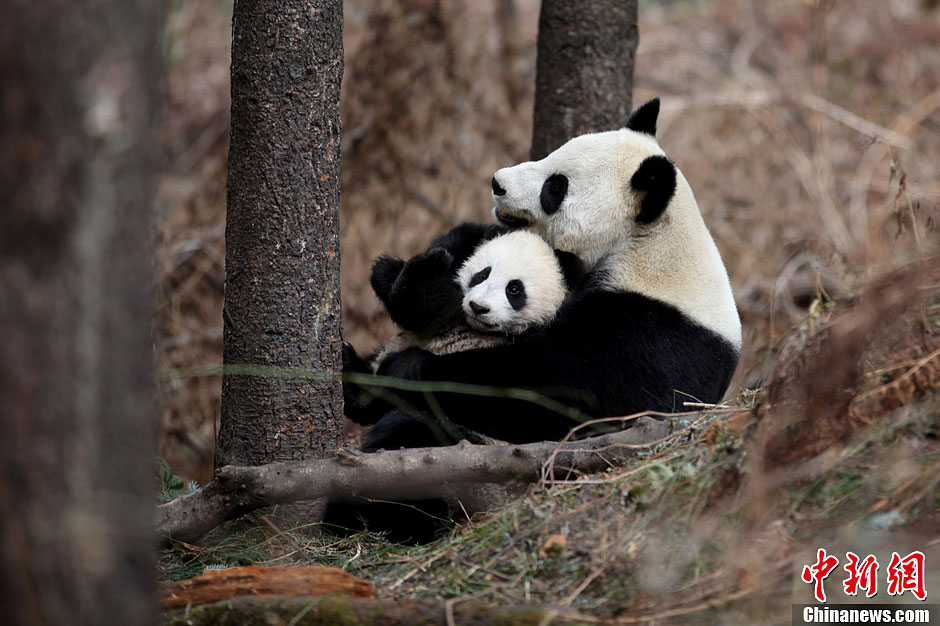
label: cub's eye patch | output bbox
[506,279,527,311]
[540,173,568,215]
[468,266,491,288]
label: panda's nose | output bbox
[469,301,490,315]
[491,176,506,196]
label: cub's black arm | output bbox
[341,341,397,425]
[375,341,584,444]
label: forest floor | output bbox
[156,0,940,623]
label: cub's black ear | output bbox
[625,98,660,136]
[370,255,406,307]
[553,250,587,291]
[631,155,677,224]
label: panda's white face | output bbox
[456,231,567,335]
[491,129,666,268]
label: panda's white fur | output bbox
[372,231,569,368]
[457,230,567,335]
[491,121,742,349]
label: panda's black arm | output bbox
[342,341,427,426]
[426,222,509,268]
[375,343,584,444]
[342,342,391,425]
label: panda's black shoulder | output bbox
[427,222,509,269]
[550,278,740,400]
[554,269,735,348]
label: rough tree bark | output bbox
[218,0,345,469]
[0,1,158,624]
[530,0,639,160]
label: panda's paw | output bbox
[394,247,456,293]
[376,346,430,380]
[406,247,455,277]
[387,248,461,334]
[371,255,406,305]
[342,341,371,375]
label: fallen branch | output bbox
[157,416,672,544]
[160,595,595,626]
[161,565,375,610]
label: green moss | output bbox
[314,595,363,626]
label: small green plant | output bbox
[155,456,195,504]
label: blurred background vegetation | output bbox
[154,0,939,485]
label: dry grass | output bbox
[160,275,940,620]
[160,340,938,622]
[156,0,940,619]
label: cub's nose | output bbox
[491,176,506,196]
[469,301,490,315]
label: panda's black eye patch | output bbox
[468,266,491,288]
[506,279,527,311]
[539,174,568,215]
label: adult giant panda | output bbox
[355,98,742,449]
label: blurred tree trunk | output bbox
[530,0,639,160]
[497,0,523,111]
[218,1,345,470]
[0,1,158,625]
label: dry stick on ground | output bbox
[160,595,594,626]
[157,416,674,544]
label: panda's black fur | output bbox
[368,268,738,447]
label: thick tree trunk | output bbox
[0,2,158,625]
[218,0,345,469]
[530,0,639,160]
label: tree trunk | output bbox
[218,0,345,470]
[0,1,158,625]
[530,0,639,160]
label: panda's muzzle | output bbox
[493,206,530,228]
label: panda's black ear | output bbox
[631,155,677,224]
[625,98,660,136]
[553,250,587,291]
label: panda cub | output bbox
[379,230,571,360]
[344,230,583,442]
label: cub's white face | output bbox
[491,129,665,268]
[456,231,567,335]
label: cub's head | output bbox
[491,98,678,267]
[456,231,570,335]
